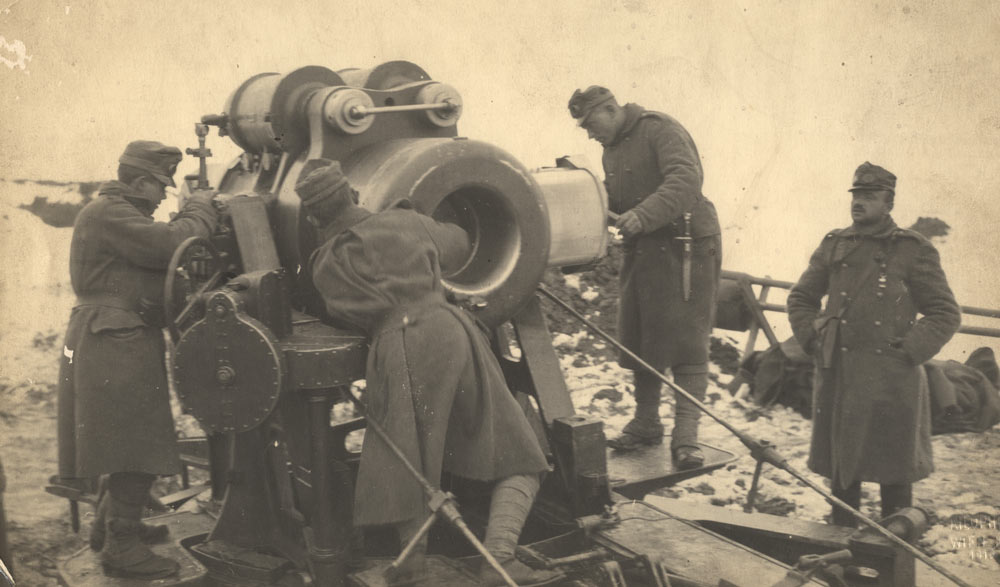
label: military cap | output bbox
[118,140,183,187]
[848,161,897,194]
[295,159,352,208]
[568,86,615,126]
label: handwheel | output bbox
[164,236,223,342]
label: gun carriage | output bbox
[50,62,936,587]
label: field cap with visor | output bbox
[118,140,183,188]
[848,161,896,194]
[568,86,615,127]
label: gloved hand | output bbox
[615,210,643,238]
[188,187,218,205]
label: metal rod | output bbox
[959,306,1000,319]
[388,512,437,576]
[538,284,973,587]
[744,458,765,513]
[349,102,454,118]
[721,270,795,290]
[343,389,518,587]
[957,325,1000,337]
[719,269,1000,321]
[308,393,334,540]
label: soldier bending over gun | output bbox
[297,160,562,586]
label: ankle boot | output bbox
[101,498,179,579]
[90,485,169,551]
[479,557,564,586]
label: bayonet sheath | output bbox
[679,212,693,301]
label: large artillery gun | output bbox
[51,61,938,587]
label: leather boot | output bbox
[609,371,665,450]
[479,475,563,586]
[101,494,179,578]
[607,417,664,451]
[880,483,912,519]
[479,558,564,586]
[90,488,169,551]
[831,480,861,528]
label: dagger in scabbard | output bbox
[679,212,693,301]
[606,210,694,301]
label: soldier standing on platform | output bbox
[568,86,722,469]
[787,162,960,526]
[57,141,218,578]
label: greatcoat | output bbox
[603,104,722,371]
[310,205,549,526]
[787,216,960,487]
[58,182,216,478]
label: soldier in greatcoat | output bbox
[787,162,960,526]
[296,160,560,586]
[568,86,722,469]
[57,141,218,577]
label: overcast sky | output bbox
[2,0,999,309]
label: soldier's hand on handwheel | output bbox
[189,247,214,281]
[189,187,218,201]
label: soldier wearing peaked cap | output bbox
[787,162,960,526]
[56,140,218,578]
[568,86,722,469]
[298,160,561,586]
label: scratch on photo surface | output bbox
[0,34,31,73]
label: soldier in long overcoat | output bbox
[297,160,559,586]
[568,86,722,468]
[787,162,960,526]
[57,141,217,577]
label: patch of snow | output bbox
[562,273,582,291]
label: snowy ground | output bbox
[1,180,998,585]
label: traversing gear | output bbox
[100,472,178,579]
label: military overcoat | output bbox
[310,205,549,526]
[787,217,960,487]
[58,182,216,478]
[603,104,722,371]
